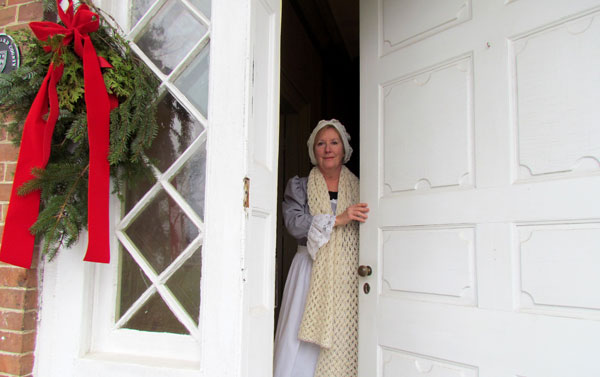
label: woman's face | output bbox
[314,126,344,171]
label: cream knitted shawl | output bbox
[299,166,360,377]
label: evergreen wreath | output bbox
[0,0,159,259]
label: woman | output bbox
[273,119,369,377]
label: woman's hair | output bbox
[307,119,353,165]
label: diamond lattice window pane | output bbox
[124,172,157,215]
[170,143,206,221]
[175,44,210,117]
[131,0,155,25]
[189,0,211,19]
[146,93,205,172]
[166,247,202,325]
[124,292,188,334]
[117,248,152,319]
[125,189,199,274]
[136,0,207,75]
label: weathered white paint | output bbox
[359,0,600,376]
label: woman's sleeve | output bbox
[282,176,313,240]
[306,214,335,260]
[282,176,335,259]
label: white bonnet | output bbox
[307,119,353,165]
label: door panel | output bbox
[382,54,474,192]
[381,226,476,306]
[381,0,472,55]
[359,1,600,376]
[510,12,600,178]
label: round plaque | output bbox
[0,34,20,74]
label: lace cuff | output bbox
[306,214,335,260]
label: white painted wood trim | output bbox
[198,0,252,375]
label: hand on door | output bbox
[335,202,370,226]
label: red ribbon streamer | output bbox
[0,0,117,268]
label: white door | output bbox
[34,0,279,376]
[242,0,281,375]
[359,1,600,376]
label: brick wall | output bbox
[0,2,43,376]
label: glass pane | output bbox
[136,0,207,75]
[124,170,157,215]
[131,0,155,25]
[189,0,211,19]
[146,93,204,172]
[125,189,199,274]
[124,292,188,334]
[117,248,152,319]
[175,44,210,117]
[166,247,201,324]
[170,143,206,221]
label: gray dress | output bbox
[273,176,336,377]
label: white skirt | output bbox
[273,246,320,377]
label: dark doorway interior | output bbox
[275,0,359,325]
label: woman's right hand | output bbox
[335,203,369,226]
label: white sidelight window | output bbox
[90,0,211,363]
[119,0,210,337]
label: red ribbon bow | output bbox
[0,0,117,268]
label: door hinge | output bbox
[243,177,250,209]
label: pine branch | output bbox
[40,164,89,259]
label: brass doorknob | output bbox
[358,265,372,277]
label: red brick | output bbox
[0,6,16,25]
[4,23,29,32]
[25,290,36,310]
[3,164,15,183]
[0,267,36,288]
[0,289,24,309]
[8,0,37,5]
[0,166,4,184]
[0,112,14,124]
[0,144,18,162]
[0,288,36,310]
[0,352,33,375]
[1,205,7,223]
[0,0,6,7]
[0,310,36,331]
[0,330,35,353]
[0,184,12,202]
[16,2,42,22]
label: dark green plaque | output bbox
[0,34,20,74]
